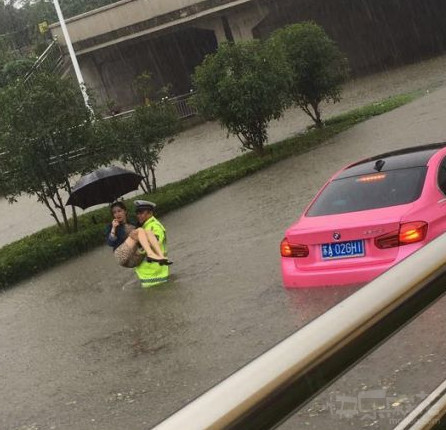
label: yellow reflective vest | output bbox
[134,216,169,288]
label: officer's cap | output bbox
[134,200,156,212]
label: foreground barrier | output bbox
[151,233,446,430]
[394,379,446,430]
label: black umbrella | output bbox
[66,166,143,209]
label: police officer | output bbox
[133,200,171,288]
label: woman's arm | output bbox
[105,223,118,247]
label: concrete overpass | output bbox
[49,0,446,112]
[49,0,270,110]
[50,0,267,55]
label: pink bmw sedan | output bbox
[281,143,446,288]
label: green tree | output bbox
[109,102,179,193]
[0,0,119,60]
[132,70,154,105]
[0,37,16,72]
[192,40,291,155]
[57,0,118,19]
[132,69,174,105]
[0,0,55,86]
[269,22,349,128]
[0,56,34,87]
[0,1,28,41]
[0,73,98,232]
[0,0,51,53]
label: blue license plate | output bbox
[321,240,365,260]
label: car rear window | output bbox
[306,167,428,217]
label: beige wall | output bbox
[51,0,205,43]
[50,0,256,53]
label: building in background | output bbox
[49,0,446,111]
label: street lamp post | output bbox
[52,0,94,116]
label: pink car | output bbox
[281,143,446,288]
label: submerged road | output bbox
[1,80,446,429]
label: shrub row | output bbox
[0,92,419,289]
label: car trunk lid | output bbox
[285,206,410,269]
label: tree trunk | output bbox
[253,143,265,156]
[301,102,323,128]
[66,179,78,232]
[131,161,150,194]
[311,101,323,128]
[54,189,71,233]
[36,190,62,229]
[240,125,266,156]
[140,161,152,194]
[149,165,157,191]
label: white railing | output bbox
[394,380,445,430]
[104,93,198,121]
[23,40,65,86]
[170,93,198,119]
[151,233,446,430]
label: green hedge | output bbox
[0,92,419,289]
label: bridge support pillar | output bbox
[195,4,269,44]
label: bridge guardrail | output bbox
[150,232,446,430]
[394,379,445,430]
[169,93,198,119]
[104,93,198,121]
[23,40,65,88]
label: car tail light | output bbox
[356,173,387,183]
[374,230,400,249]
[399,221,428,244]
[280,238,309,257]
[375,222,428,249]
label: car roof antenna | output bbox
[374,159,385,172]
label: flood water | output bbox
[1,67,445,429]
[1,54,446,246]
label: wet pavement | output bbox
[1,71,446,429]
[280,296,446,430]
[2,54,446,246]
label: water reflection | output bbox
[285,284,363,325]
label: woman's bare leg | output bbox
[128,228,165,259]
[141,228,165,257]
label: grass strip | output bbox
[0,92,420,289]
